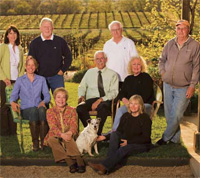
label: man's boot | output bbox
[40,120,49,150]
[29,121,39,152]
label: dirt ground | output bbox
[0,165,193,178]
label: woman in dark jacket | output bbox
[89,95,152,175]
[112,56,155,131]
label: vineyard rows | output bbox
[0,12,152,69]
[0,11,151,30]
[0,27,150,70]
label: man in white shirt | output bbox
[76,51,119,135]
[103,21,138,88]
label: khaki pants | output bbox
[47,136,84,166]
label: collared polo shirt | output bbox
[103,36,138,81]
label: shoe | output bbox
[77,166,86,173]
[168,141,180,145]
[88,162,106,175]
[69,163,78,173]
[155,138,167,146]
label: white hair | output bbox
[108,21,123,31]
[39,17,53,27]
[94,50,107,60]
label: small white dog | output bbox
[76,118,101,156]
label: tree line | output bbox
[0,0,156,16]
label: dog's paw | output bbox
[96,152,99,155]
[89,154,94,157]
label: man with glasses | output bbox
[103,21,138,89]
[157,20,200,145]
[76,51,119,136]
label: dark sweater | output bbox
[119,73,155,104]
[28,35,72,77]
[117,112,152,144]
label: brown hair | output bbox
[128,56,147,75]
[127,95,145,114]
[4,25,20,45]
[53,87,69,101]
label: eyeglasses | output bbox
[95,57,105,62]
[111,28,121,32]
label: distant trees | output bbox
[15,0,32,15]
[0,0,14,15]
[0,0,199,17]
[57,0,81,14]
[0,0,150,15]
[0,0,82,15]
[87,0,113,12]
[117,0,149,12]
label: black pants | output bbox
[0,80,16,135]
[76,98,111,135]
[102,131,151,172]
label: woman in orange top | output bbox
[44,87,85,173]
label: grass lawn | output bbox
[0,82,190,159]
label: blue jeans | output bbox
[163,83,189,143]
[102,131,150,172]
[46,74,64,94]
[112,103,152,131]
[21,107,46,122]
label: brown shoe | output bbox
[88,162,106,175]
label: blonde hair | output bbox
[127,95,145,114]
[128,56,147,75]
[25,55,38,69]
[53,87,69,101]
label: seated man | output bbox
[76,51,119,135]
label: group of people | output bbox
[0,17,199,175]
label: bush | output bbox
[71,69,87,83]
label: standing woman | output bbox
[0,25,25,136]
[10,56,51,151]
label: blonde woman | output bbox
[89,95,152,175]
[44,87,85,173]
[10,56,50,151]
[112,56,155,131]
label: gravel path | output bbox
[1,165,193,178]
